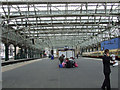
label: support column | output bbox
[35,50,37,58]
[34,50,35,58]
[37,52,39,58]
[29,48,31,58]
[30,49,33,58]
[34,52,35,58]
[40,53,41,58]
[92,47,94,51]
[20,48,23,59]
[26,48,29,58]
[31,49,34,58]
[33,49,35,58]
[24,48,27,58]
[30,49,32,58]
[22,48,25,58]
[0,14,2,89]
[38,50,40,58]
[88,48,89,52]
[28,48,30,58]
[14,45,17,60]
[5,43,9,61]
[37,50,38,58]
[36,51,37,58]
[51,49,53,55]
[96,46,98,51]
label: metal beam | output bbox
[1,1,119,5]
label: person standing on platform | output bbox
[59,54,65,64]
[76,54,79,59]
[101,49,115,90]
[110,53,118,67]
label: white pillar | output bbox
[0,13,2,90]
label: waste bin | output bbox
[51,55,54,60]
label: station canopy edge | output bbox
[1,0,120,3]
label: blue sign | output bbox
[101,38,120,50]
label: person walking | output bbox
[101,49,115,90]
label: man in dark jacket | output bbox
[101,49,114,90]
[59,54,65,64]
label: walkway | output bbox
[2,57,118,88]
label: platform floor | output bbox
[2,57,118,88]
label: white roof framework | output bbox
[0,1,120,49]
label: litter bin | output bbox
[51,55,54,60]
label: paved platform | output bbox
[2,57,118,88]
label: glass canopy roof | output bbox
[0,1,119,49]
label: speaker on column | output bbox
[32,39,35,44]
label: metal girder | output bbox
[2,18,116,22]
[1,13,119,20]
[7,22,119,26]
[23,30,102,34]
[1,1,119,5]
[26,27,105,31]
